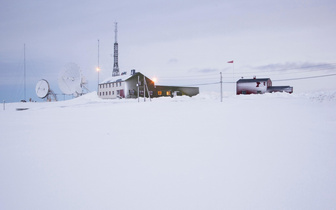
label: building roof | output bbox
[100,72,151,85]
[237,78,270,83]
[100,74,132,84]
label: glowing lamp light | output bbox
[152,77,157,83]
[96,67,100,72]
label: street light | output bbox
[96,67,100,93]
[97,39,100,94]
[152,77,157,88]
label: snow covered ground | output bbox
[1,91,336,210]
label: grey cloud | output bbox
[189,68,219,74]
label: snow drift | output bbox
[1,91,336,210]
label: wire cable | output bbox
[273,73,336,82]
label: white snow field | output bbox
[1,91,336,210]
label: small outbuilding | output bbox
[236,77,293,95]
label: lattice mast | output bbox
[112,22,120,77]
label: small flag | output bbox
[227,60,234,63]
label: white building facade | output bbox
[98,76,129,99]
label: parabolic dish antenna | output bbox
[58,63,82,95]
[36,79,50,98]
[35,79,57,101]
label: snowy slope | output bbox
[1,91,336,210]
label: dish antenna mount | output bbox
[35,79,57,101]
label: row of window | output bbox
[158,91,171,96]
[100,82,122,89]
[99,90,172,97]
[136,90,170,96]
[99,90,120,96]
[139,90,154,96]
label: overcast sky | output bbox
[1,0,336,102]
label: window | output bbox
[158,91,162,96]
[117,90,120,95]
[109,83,111,88]
[119,82,122,86]
[256,82,260,87]
[109,91,111,95]
[112,91,114,95]
[112,83,114,87]
[116,83,118,87]
[106,91,108,96]
[166,91,171,96]
[103,92,104,96]
[100,92,101,96]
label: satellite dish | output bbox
[58,63,87,97]
[36,79,50,98]
[35,79,57,101]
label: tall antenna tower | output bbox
[112,22,120,77]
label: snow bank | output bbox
[1,91,336,210]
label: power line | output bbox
[161,81,220,87]
[273,73,336,82]
[189,82,220,86]
[164,73,336,87]
[226,63,336,76]
[156,63,336,81]
[153,63,336,87]
[157,73,220,80]
[238,63,336,75]
[238,67,336,78]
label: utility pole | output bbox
[227,60,234,94]
[97,39,100,93]
[98,39,99,68]
[143,76,146,102]
[137,75,140,102]
[144,77,151,101]
[220,72,223,102]
[24,44,26,101]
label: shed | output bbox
[236,78,272,95]
[236,77,293,95]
